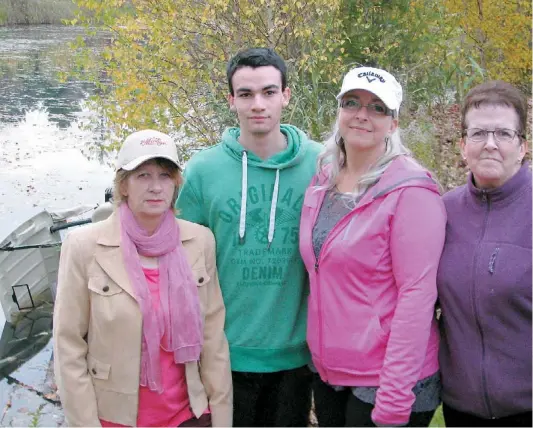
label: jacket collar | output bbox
[96,211,197,247]
[467,163,531,206]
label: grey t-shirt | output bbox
[311,189,441,412]
[312,188,358,259]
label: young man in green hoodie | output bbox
[176,47,322,427]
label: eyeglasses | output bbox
[464,128,521,144]
[340,99,393,117]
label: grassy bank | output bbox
[430,405,445,427]
[0,0,76,25]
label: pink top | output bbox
[101,267,194,427]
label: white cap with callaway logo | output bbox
[116,129,180,171]
[336,66,403,112]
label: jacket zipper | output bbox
[311,191,372,382]
[472,191,495,418]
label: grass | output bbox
[430,405,445,427]
[28,403,44,427]
[0,0,76,25]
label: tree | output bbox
[69,0,531,161]
[71,0,347,148]
[444,0,532,91]
[338,0,531,107]
[338,0,480,107]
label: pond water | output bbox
[0,25,112,425]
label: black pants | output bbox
[232,366,313,427]
[443,402,533,427]
[179,413,212,427]
[313,373,435,427]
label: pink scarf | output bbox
[119,203,203,394]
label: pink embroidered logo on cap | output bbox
[140,137,167,146]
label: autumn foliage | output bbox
[69,0,531,185]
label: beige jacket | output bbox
[53,213,232,427]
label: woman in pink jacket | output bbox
[299,67,446,427]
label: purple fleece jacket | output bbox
[437,165,532,419]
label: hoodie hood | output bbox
[310,156,441,244]
[222,124,311,169]
[369,156,441,200]
[220,124,317,247]
[316,155,441,205]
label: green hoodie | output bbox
[176,124,323,372]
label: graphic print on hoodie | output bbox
[176,124,323,372]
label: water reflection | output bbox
[0,27,111,424]
[0,300,61,426]
[0,301,53,380]
[0,25,106,128]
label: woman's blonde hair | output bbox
[113,158,182,212]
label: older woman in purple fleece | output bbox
[437,81,532,427]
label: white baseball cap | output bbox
[116,130,180,171]
[336,66,403,112]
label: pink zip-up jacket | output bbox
[299,156,446,426]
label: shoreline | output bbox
[0,0,76,26]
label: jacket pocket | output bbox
[191,267,210,288]
[87,353,111,380]
[324,309,387,374]
[88,277,124,296]
[190,267,210,321]
[88,277,127,322]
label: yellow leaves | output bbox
[443,0,531,85]
[70,0,350,143]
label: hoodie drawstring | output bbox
[267,169,280,249]
[239,151,248,244]
[239,151,280,249]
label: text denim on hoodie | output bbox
[299,155,446,426]
[437,164,532,419]
[176,124,323,372]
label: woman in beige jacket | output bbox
[53,130,232,427]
